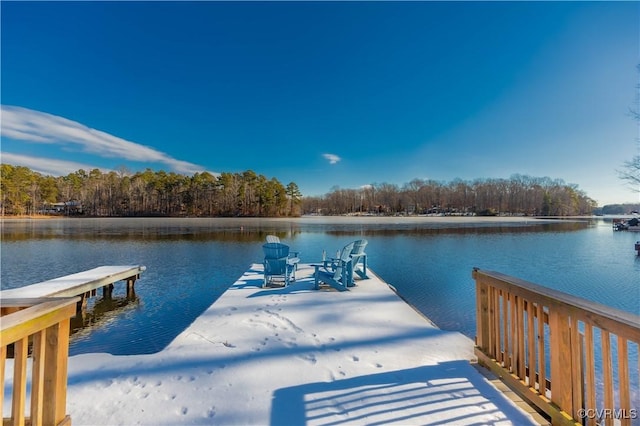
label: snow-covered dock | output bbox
[59,264,543,425]
[0,265,145,312]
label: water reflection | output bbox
[1,217,636,358]
[324,222,588,236]
[71,291,139,336]
[1,217,589,241]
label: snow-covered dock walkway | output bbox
[63,264,542,425]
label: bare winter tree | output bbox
[618,65,640,194]
[619,156,640,193]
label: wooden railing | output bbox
[473,268,640,426]
[1,297,78,426]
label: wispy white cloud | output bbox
[1,152,110,176]
[322,153,341,165]
[1,105,208,175]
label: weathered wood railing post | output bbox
[549,309,573,415]
[474,267,490,353]
[43,318,72,425]
[1,297,78,426]
[473,268,640,426]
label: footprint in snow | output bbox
[299,353,317,364]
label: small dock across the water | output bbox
[0,265,145,313]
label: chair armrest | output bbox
[323,258,340,268]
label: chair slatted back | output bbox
[263,242,289,259]
[263,243,290,275]
[351,239,367,257]
[333,242,355,280]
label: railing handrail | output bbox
[1,297,78,426]
[474,269,640,341]
[473,268,640,426]
[1,298,79,345]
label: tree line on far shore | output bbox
[1,164,599,217]
[0,165,302,217]
[301,175,597,216]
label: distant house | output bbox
[40,201,83,215]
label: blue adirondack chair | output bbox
[263,242,299,288]
[350,239,368,280]
[265,235,300,272]
[314,241,355,291]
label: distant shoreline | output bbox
[299,215,594,223]
[0,214,598,224]
[1,215,60,220]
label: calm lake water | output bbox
[1,217,638,357]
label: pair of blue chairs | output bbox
[262,236,299,288]
[262,236,369,291]
[314,239,368,291]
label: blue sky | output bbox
[1,1,638,205]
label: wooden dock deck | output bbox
[1,265,145,312]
